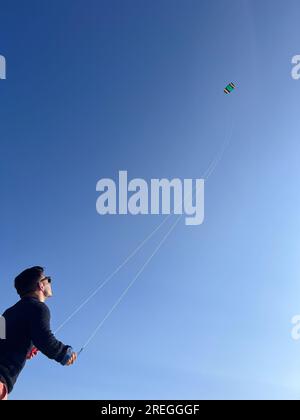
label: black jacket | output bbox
[0,297,70,393]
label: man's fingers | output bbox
[66,352,77,366]
[26,347,39,360]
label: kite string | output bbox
[78,215,182,354]
[55,216,170,334]
[78,117,235,354]
[58,98,235,341]
[55,143,220,335]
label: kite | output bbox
[224,82,236,94]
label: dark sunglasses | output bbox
[40,276,52,284]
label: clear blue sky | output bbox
[1,0,300,400]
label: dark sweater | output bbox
[0,297,70,393]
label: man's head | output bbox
[14,266,53,301]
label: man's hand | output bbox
[26,347,39,360]
[66,352,77,366]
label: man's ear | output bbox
[37,281,44,292]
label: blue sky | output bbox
[1,0,300,400]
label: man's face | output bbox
[39,275,53,298]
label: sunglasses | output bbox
[40,276,52,284]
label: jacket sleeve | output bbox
[29,303,70,363]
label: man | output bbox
[0,266,77,399]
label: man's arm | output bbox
[29,302,76,365]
